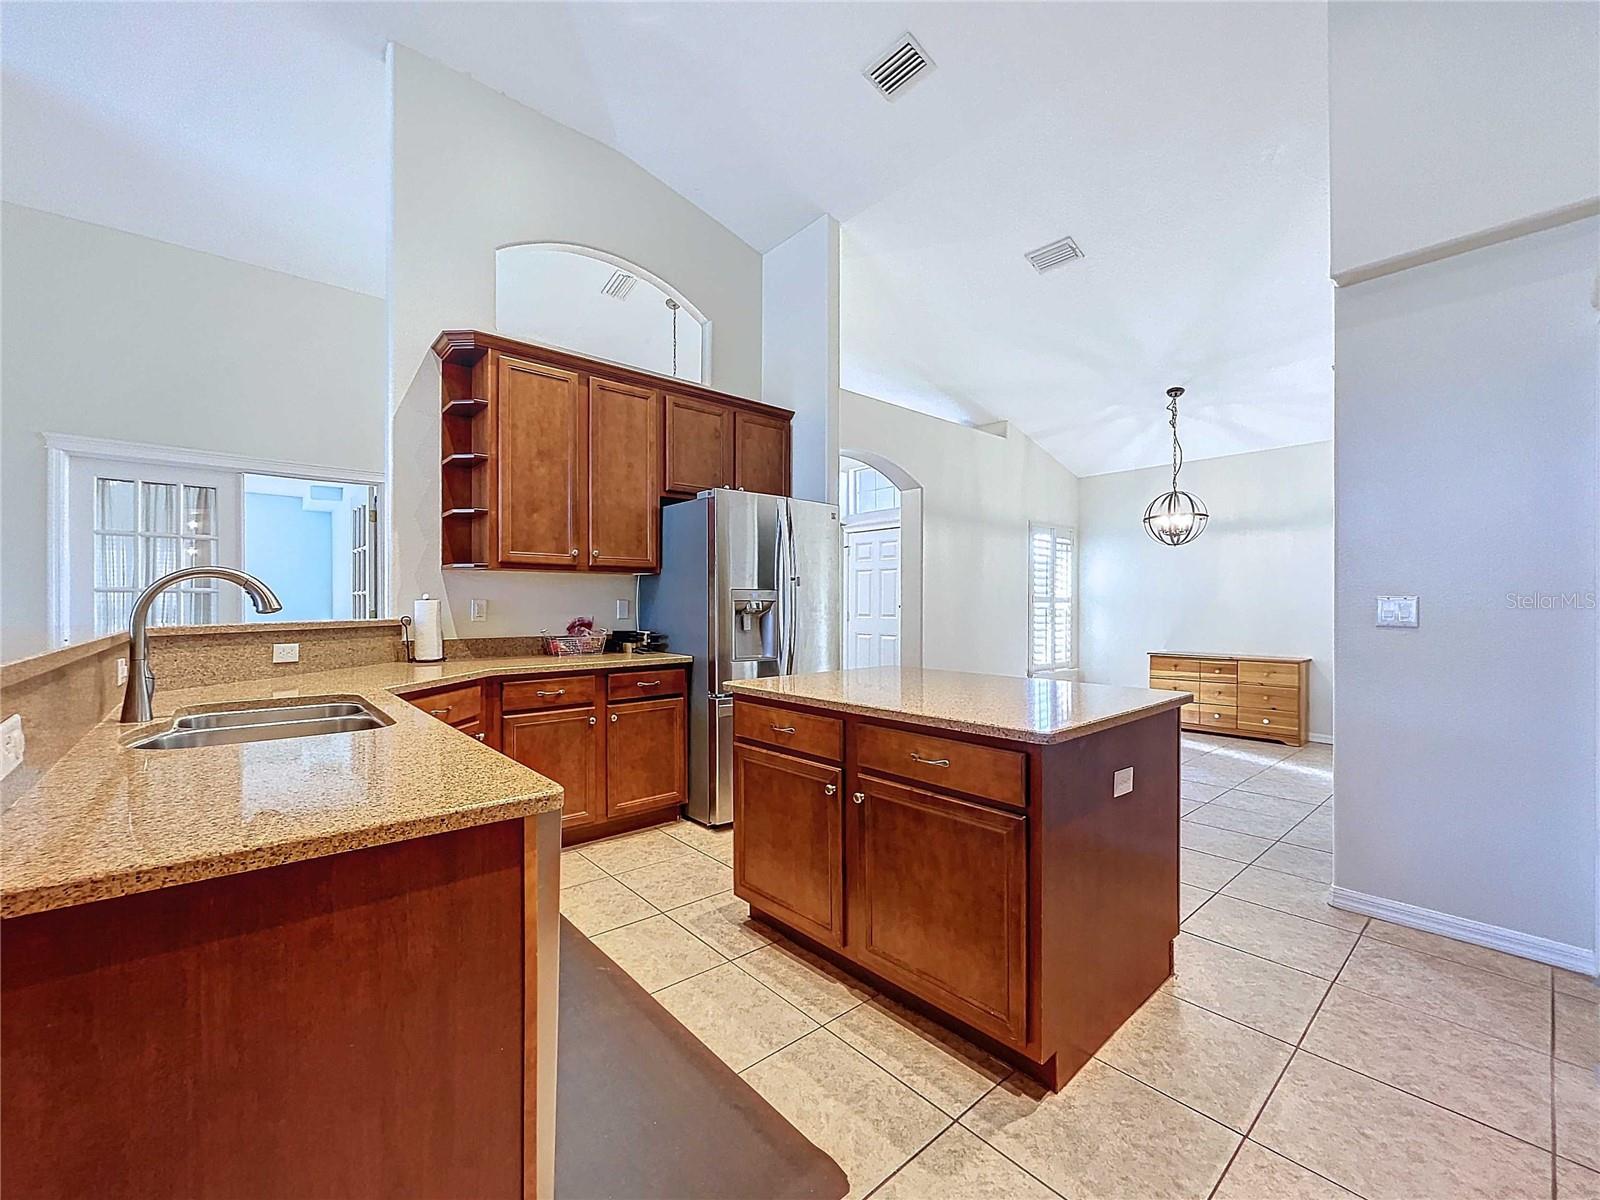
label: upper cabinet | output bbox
[433,331,793,573]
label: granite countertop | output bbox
[0,652,690,918]
[726,667,1188,744]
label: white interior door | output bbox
[844,522,901,668]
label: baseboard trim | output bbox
[1328,886,1598,976]
[1308,733,1333,745]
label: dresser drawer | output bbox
[410,682,481,726]
[1238,660,1301,688]
[856,724,1026,810]
[1237,707,1299,736]
[1150,677,1195,696]
[502,674,597,713]
[1197,660,1237,680]
[607,668,687,702]
[1193,705,1236,730]
[1150,655,1199,678]
[1199,681,1237,705]
[1237,684,1299,713]
[1180,703,1201,724]
[734,700,843,761]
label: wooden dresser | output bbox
[1148,653,1311,747]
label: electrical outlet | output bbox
[616,598,631,621]
[1113,766,1134,798]
[272,643,300,664]
[1,715,24,780]
[116,657,129,685]
[469,598,488,622]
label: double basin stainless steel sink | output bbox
[131,700,394,750]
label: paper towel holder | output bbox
[399,615,417,663]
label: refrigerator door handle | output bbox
[780,498,800,674]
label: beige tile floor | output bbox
[561,733,1600,1199]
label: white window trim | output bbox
[1027,521,1077,677]
[46,433,384,645]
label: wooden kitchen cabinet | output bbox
[587,377,660,571]
[732,744,844,948]
[433,331,794,573]
[605,696,687,819]
[664,392,734,495]
[504,707,602,831]
[850,774,1028,1044]
[733,410,790,495]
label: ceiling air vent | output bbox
[864,34,934,100]
[601,270,638,300]
[1024,236,1085,274]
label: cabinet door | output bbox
[850,774,1028,1045]
[732,411,790,496]
[503,707,601,830]
[605,697,686,818]
[664,394,734,495]
[587,377,660,570]
[496,356,583,568]
[732,744,844,948]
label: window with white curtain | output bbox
[1028,523,1075,674]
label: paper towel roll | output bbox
[411,595,444,662]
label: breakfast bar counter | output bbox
[726,667,1186,1090]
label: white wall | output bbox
[763,215,840,504]
[387,45,763,639]
[1078,443,1334,739]
[1334,218,1598,958]
[1329,1,1599,276]
[839,391,1079,677]
[0,203,385,660]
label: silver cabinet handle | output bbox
[771,724,797,735]
[636,680,661,688]
[610,714,618,723]
[430,707,451,716]
[474,732,486,741]
[570,548,579,557]
[536,689,565,697]
[591,549,600,558]
[824,783,837,795]
[909,751,950,768]
[851,792,864,805]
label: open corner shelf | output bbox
[442,397,489,417]
[441,453,489,467]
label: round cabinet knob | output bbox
[474,732,486,741]
[824,784,837,796]
[851,792,865,805]
[591,549,600,558]
[610,714,618,723]
[569,548,579,557]
[1261,718,1271,725]
[588,716,596,726]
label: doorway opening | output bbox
[838,453,923,669]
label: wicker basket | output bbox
[547,631,608,656]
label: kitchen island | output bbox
[0,650,679,1200]
[727,667,1186,1090]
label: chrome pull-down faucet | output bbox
[120,567,283,723]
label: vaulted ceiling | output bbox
[2,1,1332,475]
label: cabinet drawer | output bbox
[1237,707,1299,736]
[1236,684,1299,713]
[606,667,687,702]
[1238,660,1301,688]
[1180,703,1202,724]
[1149,677,1194,695]
[502,674,597,713]
[1199,681,1237,705]
[1193,705,1236,730]
[856,724,1026,811]
[1150,655,1199,677]
[1197,660,1237,680]
[410,683,482,726]
[734,700,843,761]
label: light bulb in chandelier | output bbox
[1142,386,1209,546]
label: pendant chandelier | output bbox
[1142,386,1208,546]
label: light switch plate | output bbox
[1113,766,1134,797]
[616,598,631,621]
[469,598,488,622]
[272,643,300,664]
[1,714,24,780]
[1376,595,1418,628]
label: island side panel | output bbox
[1037,707,1180,1081]
[525,809,562,1200]
[1,821,528,1200]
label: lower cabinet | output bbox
[605,696,687,819]
[732,745,844,948]
[503,706,601,831]
[851,774,1028,1045]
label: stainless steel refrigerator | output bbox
[640,489,841,826]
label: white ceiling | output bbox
[1,1,1332,476]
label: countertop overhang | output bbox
[726,667,1188,744]
[1,652,690,917]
